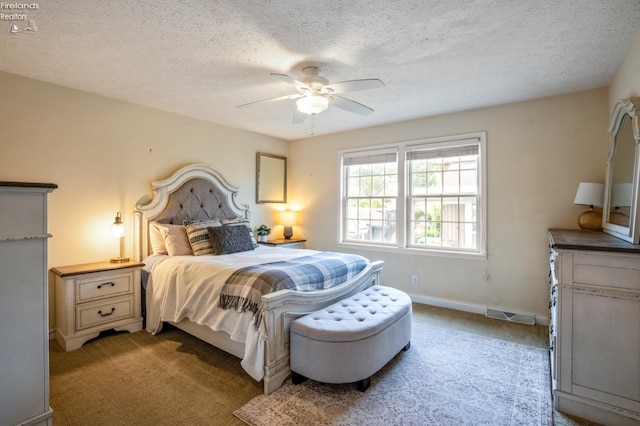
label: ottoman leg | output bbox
[403,341,411,351]
[356,377,371,392]
[291,371,308,385]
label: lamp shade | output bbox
[111,212,125,237]
[281,210,296,227]
[573,183,604,207]
[296,95,329,115]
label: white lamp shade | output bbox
[574,182,604,207]
[280,210,296,227]
[296,95,329,115]
[612,182,633,207]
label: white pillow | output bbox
[149,222,168,255]
[153,222,192,256]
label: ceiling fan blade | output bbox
[292,109,308,124]
[236,93,301,108]
[323,79,385,94]
[271,73,310,91]
[330,95,375,115]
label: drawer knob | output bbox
[98,307,115,317]
[97,282,115,289]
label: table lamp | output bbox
[110,212,129,263]
[573,183,604,230]
[281,210,296,239]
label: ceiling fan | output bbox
[237,66,385,123]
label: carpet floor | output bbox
[235,306,551,425]
[49,303,594,425]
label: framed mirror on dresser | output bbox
[602,97,640,244]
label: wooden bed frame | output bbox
[133,163,383,394]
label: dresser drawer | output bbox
[75,272,134,303]
[0,190,48,236]
[573,253,640,291]
[75,296,134,330]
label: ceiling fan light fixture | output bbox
[296,95,329,115]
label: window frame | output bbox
[338,132,487,259]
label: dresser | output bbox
[51,261,143,351]
[548,229,640,425]
[0,182,56,426]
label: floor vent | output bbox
[485,308,535,325]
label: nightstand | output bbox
[258,238,306,249]
[51,261,144,351]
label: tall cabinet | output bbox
[0,182,56,426]
[548,229,640,425]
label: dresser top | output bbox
[548,229,640,253]
[0,181,57,189]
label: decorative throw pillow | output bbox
[221,217,258,248]
[184,219,222,255]
[207,225,255,255]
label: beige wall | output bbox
[609,31,640,108]
[0,71,288,268]
[289,88,610,320]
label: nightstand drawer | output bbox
[75,272,134,303]
[75,295,134,330]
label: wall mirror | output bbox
[603,98,640,243]
[256,152,287,203]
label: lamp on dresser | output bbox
[573,182,604,230]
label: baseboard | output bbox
[407,293,550,326]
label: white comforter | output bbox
[144,245,320,381]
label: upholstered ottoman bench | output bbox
[290,285,412,391]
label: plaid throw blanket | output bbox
[219,252,368,326]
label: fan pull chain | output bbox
[310,114,315,135]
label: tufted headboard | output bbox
[133,164,250,261]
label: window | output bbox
[339,133,486,257]
[342,149,398,245]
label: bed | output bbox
[133,163,384,394]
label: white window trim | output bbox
[337,132,487,259]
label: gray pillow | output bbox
[207,225,255,255]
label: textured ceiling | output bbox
[1,1,639,140]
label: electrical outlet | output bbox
[411,275,419,286]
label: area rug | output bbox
[234,322,552,426]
